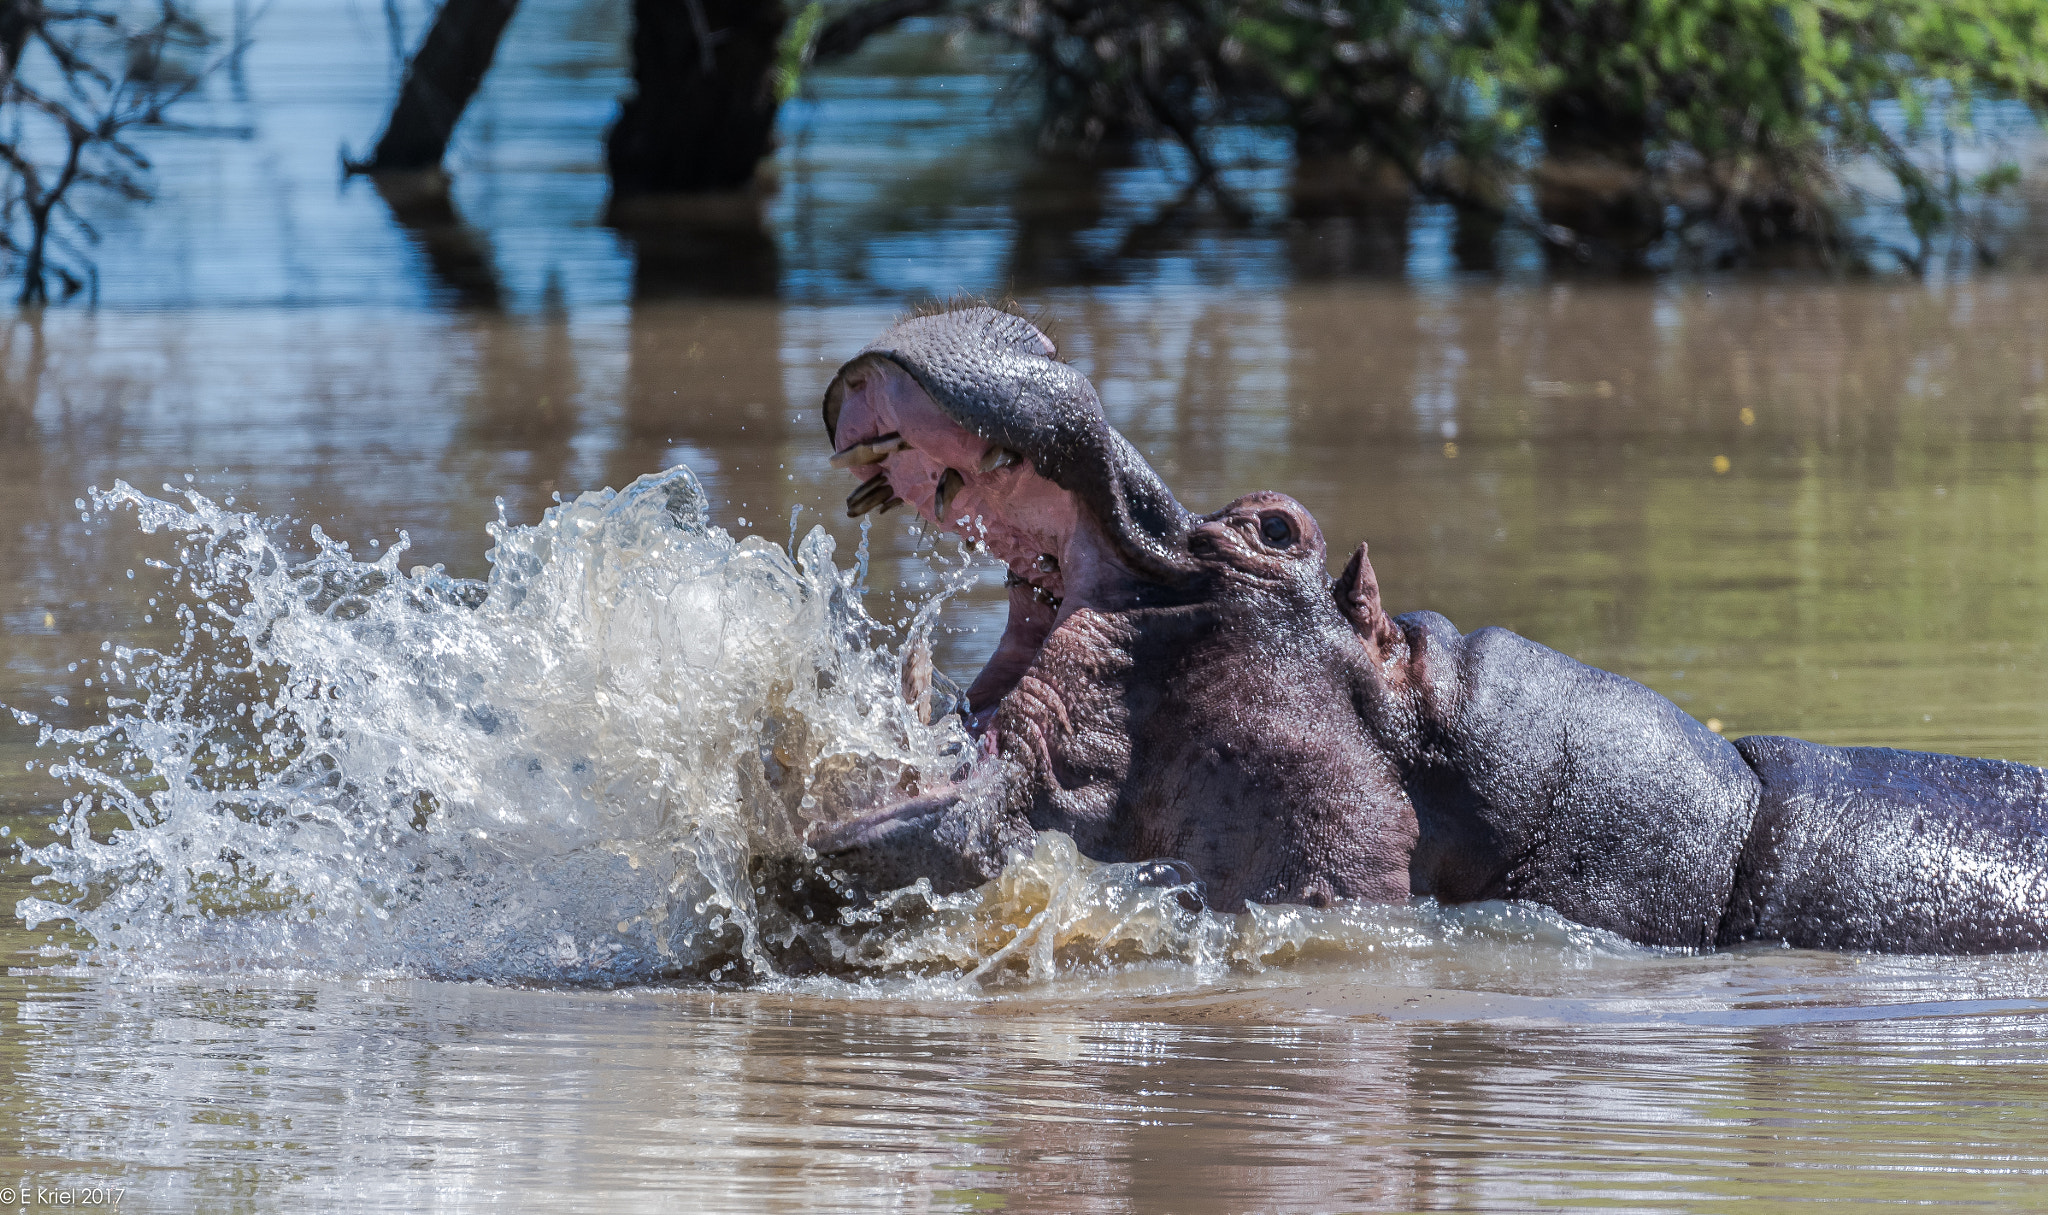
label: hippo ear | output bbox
[1336,542,1404,659]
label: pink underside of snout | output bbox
[963,581,1059,723]
[834,356,1126,714]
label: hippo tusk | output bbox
[935,468,965,522]
[847,475,895,517]
[979,446,1022,473]
[831,432,909,469]
[901,632,934,725]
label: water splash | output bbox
[776,832,1643,990]
[12,465,1645,989]
[14,466,981,982]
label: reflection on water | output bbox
[6,281,2045,774]
[76,0,2048,312]
[1,2,2044,1207]
[3,276,2048,1206]
[4,974,2048,1212]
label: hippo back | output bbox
[1391,612,1763,949]
[1723,736,2048,952]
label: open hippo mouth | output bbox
[823,306,1198,730]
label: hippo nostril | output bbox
[1260,514,1295,548]
[935,468,965,521]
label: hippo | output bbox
[806,304,2048,954]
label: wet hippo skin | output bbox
[1722,737,2048,952]
[806,304,2048,955]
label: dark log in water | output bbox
[606,0,788,196]
[358,0,521,172]
[0,0,33,74]
[813,0,950,62]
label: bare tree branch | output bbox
[0,0,239,301]
[813,0,951,62]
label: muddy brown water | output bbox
[3,280,2048,1212]
[4,0,2048,1208]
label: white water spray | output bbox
[12,465,1643,989]
[14,466,979,982]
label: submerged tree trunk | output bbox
[359,0,521,172]
[1536,85,1661,265]
[813,0,948,61]
[1287,151,1413,278]
[606,0,788,197]
[1531,1,1661,265]
[0,0,34,78]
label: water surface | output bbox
[4,2,2048,1208]
[5,277,2048,1211]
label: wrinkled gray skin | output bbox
[809,305,2048,954]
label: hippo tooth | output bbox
[846,475,894,517]
[979,446,1022,473]
[878,496,905,515]
[830,432,908,469]
[1035,553,1059,573]
[935,468,965,521]
[901,633,934,725]
[1003,570,1026,587]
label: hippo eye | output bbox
[1259,514,1295,549]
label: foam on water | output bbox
[11,467,1643,990]
[786,831,1643,989]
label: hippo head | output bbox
[812,305,1419,910]
[826,307,1195,718]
